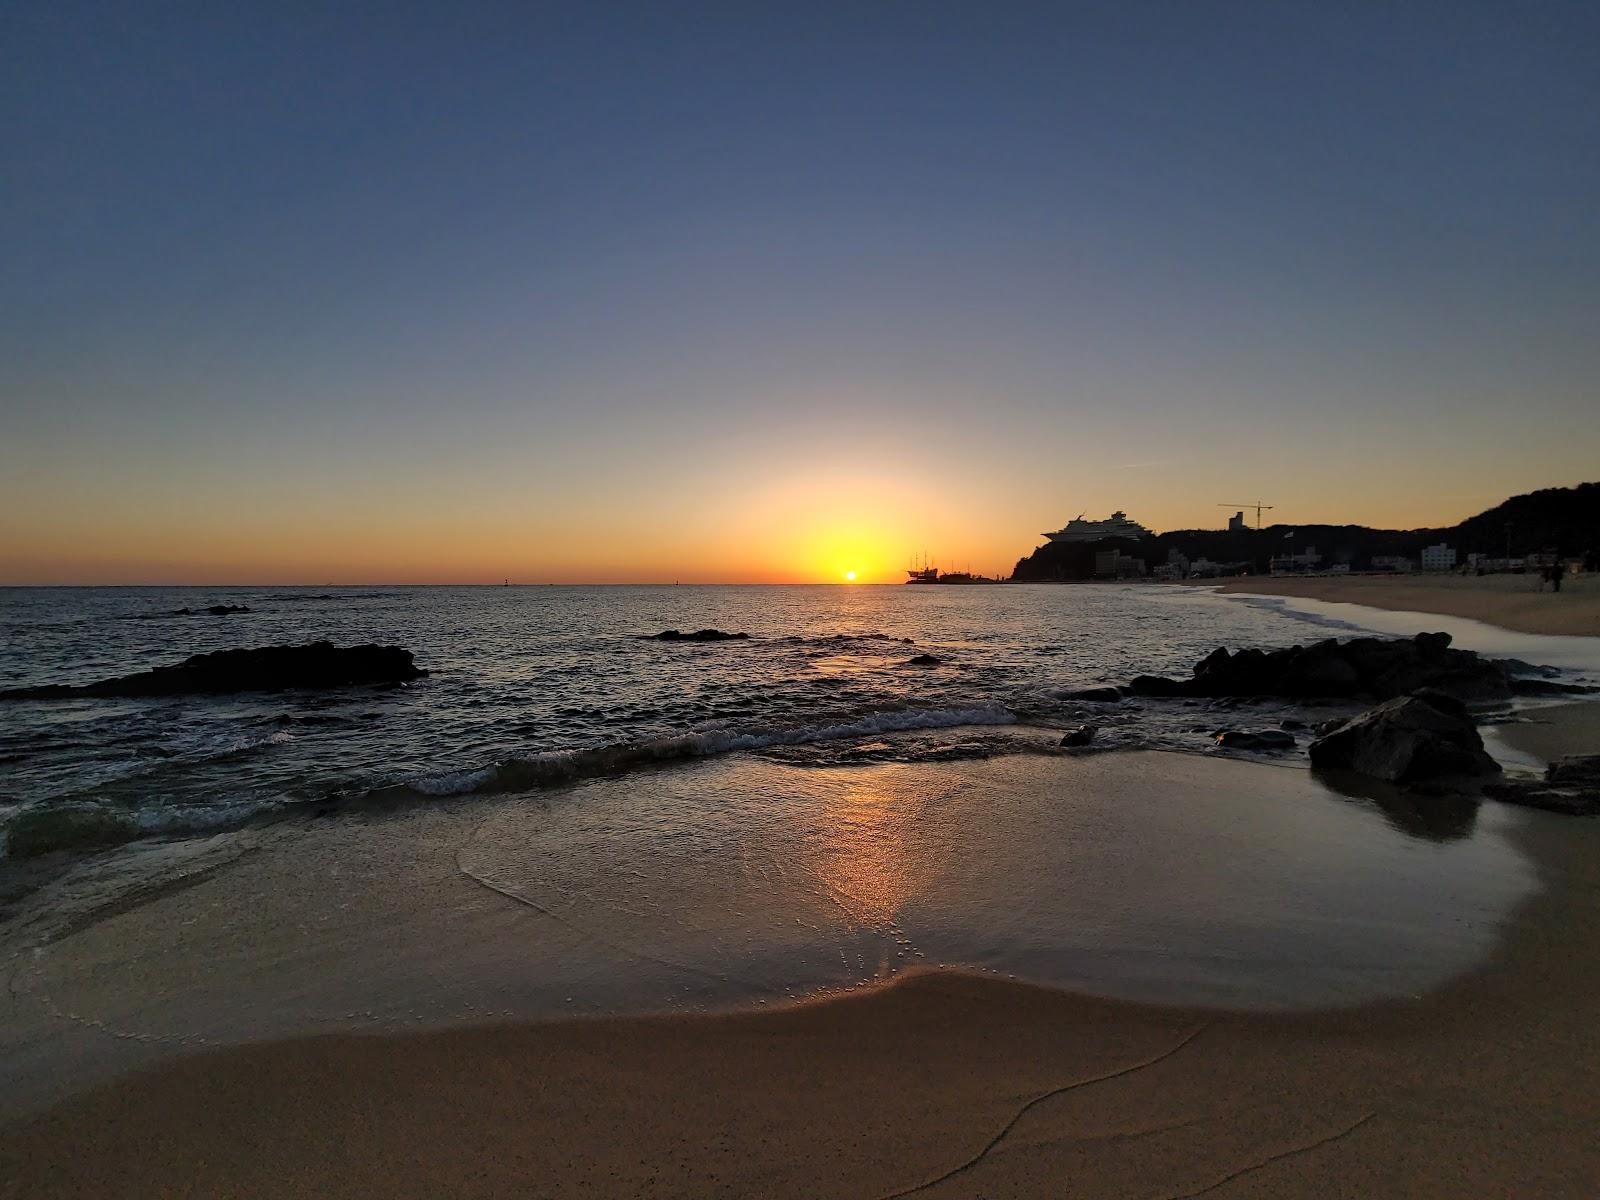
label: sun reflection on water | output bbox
[803,768,931,931]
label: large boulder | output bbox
[1308,692,1501,783]
[1128,633,1509,703]
[0,641,426,700]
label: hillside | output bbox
[1010,483,1600,581]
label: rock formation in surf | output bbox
[1483,755,1600,816]
[1127,632,1508,702]
[0,641,426,700]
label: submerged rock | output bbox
[1214,729,1296,751]
[0,641,426,701]
[905,653,942,666]
[1128,633,1509,703]
[174,604,251,616]
[1509,677,1599,696]
[1062,686,1122,703]
[1484,754,1600,817]
[1481,780,1600,816]
[1059,725,1097,747]
[1308,692,1500,784]
[1549,755,1600,785]
[646,629,750,642]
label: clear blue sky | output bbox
[3,1,1597,582]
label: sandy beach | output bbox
[3,819,1600,1199]
[1201,573,1600,637]
[6,0,1597,1194]
[5,707,1600,1199]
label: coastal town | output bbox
[906,482,1598,588]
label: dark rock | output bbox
[905,654,942,666]
[1059,725,1097,747]
[1214,729,1296,751]
[1497,657,1559,677]
[0,641,426,701]
[1482,779,1600,816]
[1285,647,1362,695]
[1128,674,1188,697]
[1063,686,1122,703]
[1309,694,1500,783]
[1548,755,1600,786]
[1125,635,1507,703]
[648,629,750,642]
[1510,678,1599,696]
[174,604,251,616]
[1213,730,1255,748]
[1414,631,1452,655]
[1279,718,1306,731]
[1407,687,1473,721]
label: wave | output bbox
[1224,594,1372,633]
[1,796,280,860]
[0,704,1018,862]
[356,705,1020,802]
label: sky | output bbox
[3,1,1597,584]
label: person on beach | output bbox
[1551,560,1565,593]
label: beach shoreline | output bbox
[6,712,1600,1197]
[5,807,1600,1199]
[1193,572,1600,637]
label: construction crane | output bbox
[1218,501,1275,529]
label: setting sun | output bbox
[845,570,857,582]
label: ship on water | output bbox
[905,555,998,584]
[1041,510,1152,543]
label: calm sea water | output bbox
[0,582,1380,860]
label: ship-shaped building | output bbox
[1041,511,1152,543]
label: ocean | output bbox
[1,581,1405,858]
[0,581,1587,1048]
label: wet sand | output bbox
[1496,700,1600,763]
[5,742,1600,1197]
[4,817,1600,1199]
[1202,572,1600,637]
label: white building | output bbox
[1270,545,1322,574]
[1420,543,1456,571]
[1371,555,1415,573]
